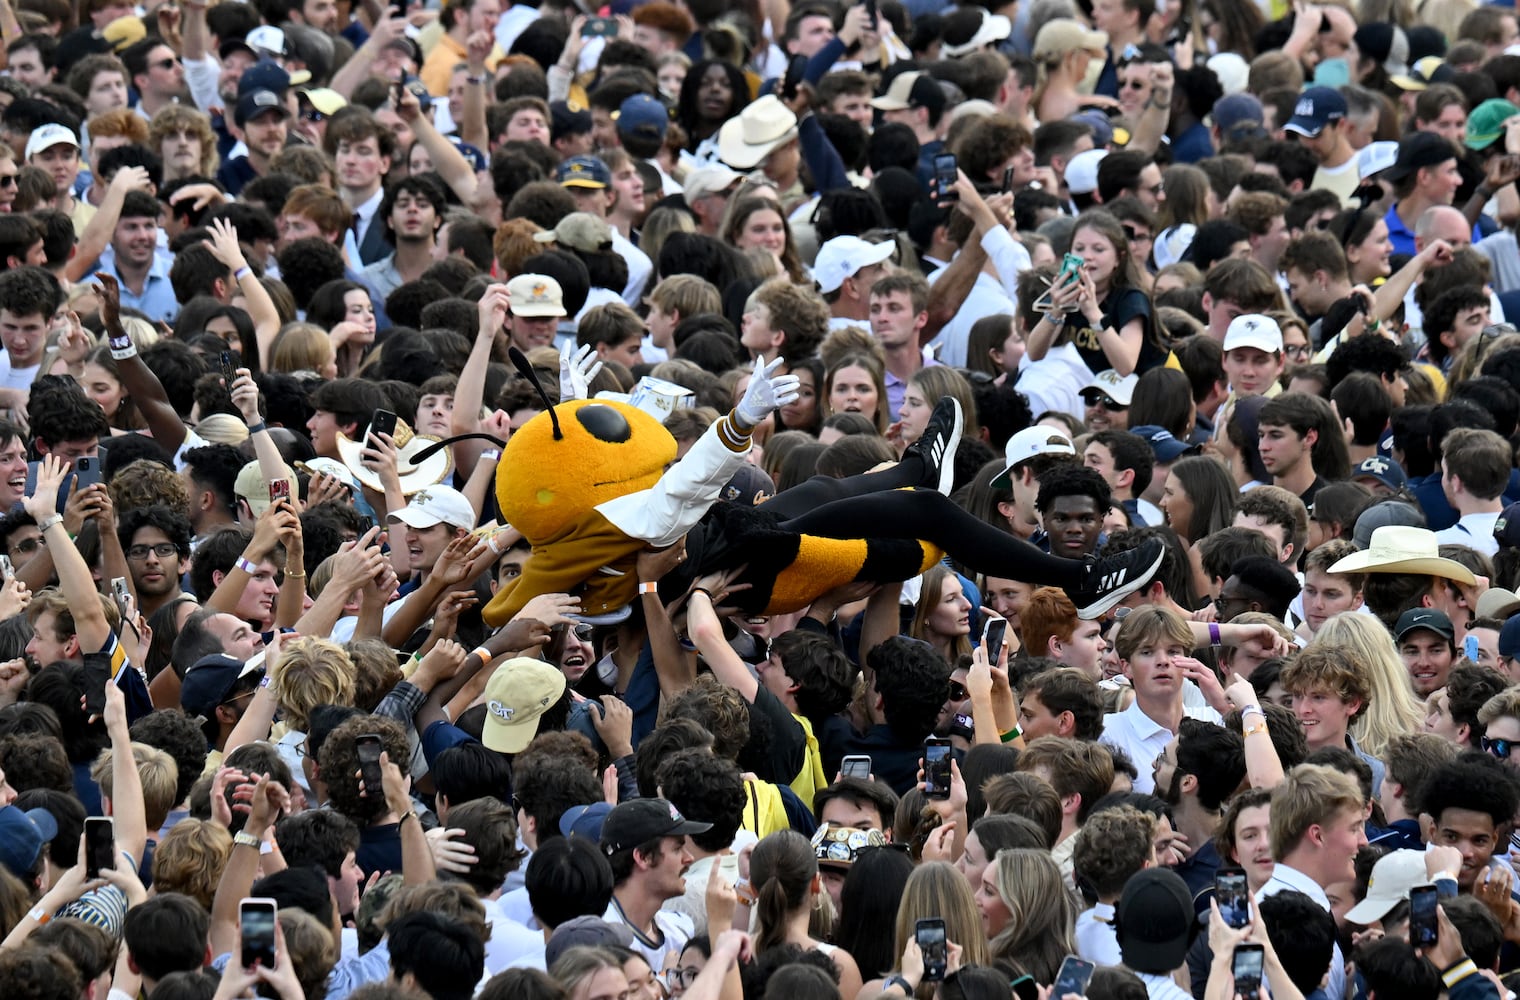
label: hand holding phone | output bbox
[356,734,385,797]
[1052,956,1095,998]
[240,898,278,969]
[1231,944,1264,995]
[85,816,115,879]
[782,54,807,102]
[842,754,871,779]
[933,154,958,203]
[1215,868,1249,929]
[1409,884,1439,947]
[981,615,1008,664]
[922,737,952,799]
[915,918,947,981]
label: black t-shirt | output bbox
[356,822,403,879]
[750,685,806,787]
[1068,286,1165,375]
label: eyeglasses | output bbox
[1145,182,1165,197]
[1484,736,1514,760]
[1122,225,1152,243]
[1122,78,1149,90]
[663,968,702,989]
[1473,323,1517,367]
[948,681,968,702]
[127,542,179,561]
[153,57,180,70]
[301,110,328,122]
[11,535,42,554]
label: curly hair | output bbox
[319,715,409,826]
[110,459,192,521]
[951,114,1032,185]
[272,638,357,733]
[150,818,232,911]
[868,636,952,744]
[1034,463,1113,515]
[662,674,750,761]
[147,104,219,178]
[656,749,746,853]
[1073,805,1155,899]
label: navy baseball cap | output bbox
[1352,455,1407,492]
[180,654,258,719]
[551,100,592,143]
[0,805,57,879]
[237,59,291,98]
[615,93,668,141]
[1501,614,1520,659]
[556,155,611,189]
[1284,86,1348,138]
[235,89,291,128]
[1130,425,1195,463]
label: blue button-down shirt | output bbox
[113,254,179,323]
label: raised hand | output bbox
[559,342,604,401]
[23,453,69,522]
[206,217,249,272]
[477,283,511,340]
[735,356,801,426]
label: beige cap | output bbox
[532,212,614,253]
[507,273,568,318]
[1033,19,1108,62]
[234,460,298,517]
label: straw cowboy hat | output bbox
[336,417,452,496]
[1327,525,1476,584]
[717,95,798,170]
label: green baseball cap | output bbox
[1465,98,1520,151]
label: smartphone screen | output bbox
[268,479,290,505]
[85,816,114,878]
[842,755,871,779]
[1465,634,1480,662]
[933,154,958,201]
[1231,944,1264,995]
[915,918,947,981]
[1052,956,1095,998]
[1410,884,1439,947]
[111,577,131,621]
[982,616,1007,663]
[1001,165,1014,193]
[240,899,278,969]
[1215,867,1249,929]
[583,15,616,37]
[1,554,13,579]
[356,734,384,796]
[923,738,952,799]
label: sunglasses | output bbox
[153,57,180,70]
[0,175,16,188]
[948,681,968,702]
[1085,395,1127,411]
[1484,736,1514,760]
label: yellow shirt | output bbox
[788,713,827,812]
[419,32,503,96]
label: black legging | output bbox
[762,460,1087,589]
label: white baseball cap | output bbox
[1223,313,1284,354]
[25,124,78,161]
[1081,370,1139,406]
[1064,148,1108,196]
[387,485,476,531]
[1357,140,1399,180]
[248,25,288,57]
[991,427,1075,488]
[811,236,895,294]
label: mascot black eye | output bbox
[576,405,632,443]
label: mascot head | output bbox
[494,349,678,543]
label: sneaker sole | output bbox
[1075,547,1166,620]
[932,403,963,496]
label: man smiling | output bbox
[1397,608,1458,698]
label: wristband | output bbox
[233,265,252,281]
[1241,703,1264,718]
[109,340,137,360]
[638,582,659,595]
[233,831,262,849]
[1208,622,1222,647]
[283,569,306,579]
[884,976,914,994]
[400,810,420,827]
[999,725,1022,743]
[247,420,267,435]
[1243,720,1268,738]
[235,557,259,575]
[259,674,273,688]
[691,587,713,599]
[36,514,63,533]
[27,904,50,925]
[470,646,492,663]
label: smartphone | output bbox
[923,737,952,799]
[933,154,958,202]
[842,754,872,779]
[1052,956,1096,998]
[1010,976,1038,1000]
[84,816,114,879]
[982,615,1008,664]
[220,350,238,387]
[1409,883,1439,947]
[370,409,398,443]
[1231,943,1264,995]
[73,456,100,493]
[915,918,947,981]
[356,733,384,796]
[782,53,807,101]
[82,651,112,719]
[110,576,131,621]
[268,479,290,506]
[1058,251,1085,287]
[1465,634,1480,662]
[863,0,877,23]
[1,553,13,579]
[1215,867,1249,929]
[239,898,278,969]
[583,15,616,37]
[1001,165,1015,193]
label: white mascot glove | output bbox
[559,342,604,401]
[736,356,801,427]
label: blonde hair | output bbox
[151,818,232,911]
[987,848,1078,985]
[893,861,990,975]
[1307,612,1423,759]
[272,637,357,732]
[1269,763,1363,859]
[194,412,250,445]
[270,322,335,375]
[91,741,179,830]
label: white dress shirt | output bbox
[1257,862,1345,1000]
[1100,699,1222,794]
[1075,902,1122,965]
[1433,510,1501,557]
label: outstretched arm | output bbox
[94,274,191,457]
[24,459,111,652]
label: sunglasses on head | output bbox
[1484,735,1514,760]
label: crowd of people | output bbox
[8,0,1520,1000]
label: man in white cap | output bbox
[388,485,476,602]
[814,234,895,331]
[25,124,88,233]
[1222,314,1285,401]
[990,426,1080,538]
[682,165,741,237]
